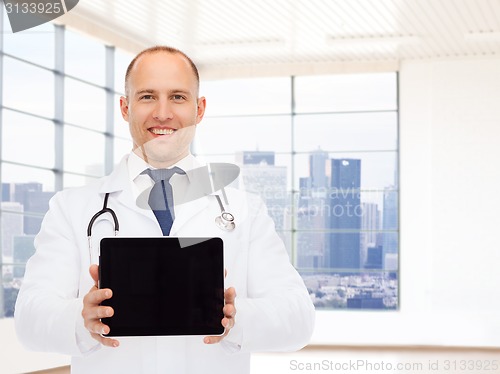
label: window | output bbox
[2,110,55,168]
[3,17,54,68]
[64,78,106,132]
[63,126,106,176]
[0,27,129,318]
[2,57,54,118]
[1,164,55,317]
[64,29,106,85]
[196,74,399,310]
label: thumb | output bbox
[89,264,99,285]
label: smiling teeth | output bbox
[151,128,175,135]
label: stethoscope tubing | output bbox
[87,192,235,258]
[87,193,119,238]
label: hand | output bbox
[204,287,237,344]
[81,264,120,348]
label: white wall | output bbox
[312,56,500,347]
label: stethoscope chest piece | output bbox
[215,211,235,231]
[214,193,235,231]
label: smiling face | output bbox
[120,51,206,168]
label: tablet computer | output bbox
[99,237,224,337]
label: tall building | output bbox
[236,151,287,232]
[365,245,383,269]
[328,159,362,270]
[2,183,55,235]
[296,184,327,269]
[347,292,385,309]
[13,235,36,278]
[360,202,380,267]
[13,182,42,199]
[309,149,328,189]
[22,190,54,235]
[1,202,24,259]
[299,177,311,194]
[382,185,398,269]
[1,183,53,318]
[1,183,11,202]
[296,150,330,269]
[237,151,275,166]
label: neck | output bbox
[134,146,189,169]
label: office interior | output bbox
[1,0,500,373]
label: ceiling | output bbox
[56,0,500,78]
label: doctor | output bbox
[15,46,315,374]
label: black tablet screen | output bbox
[99,237,224,337]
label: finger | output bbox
[82,304,114,321]
[224,287,236,304]
[89,264,99,285]
[82,304,114,333]
[203,317,231,345]
[204,335,224,344]
[90,332,120,348]
[222,304,235,328]
[223,304,236,318]
[204,287,237,345]
[86,318,112,336]
[84,288,113,306]
[204,326,229,345]
[221,316,234,330]
[204,313,236,345]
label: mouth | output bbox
[149,127,176,136]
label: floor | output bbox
[24,367,69,374]
[250,345,500,374]
[25,346,500,374]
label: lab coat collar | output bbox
[128,151,199,184]
[97,154,211,234]
[97,154,207,194]
[96,155,153,222]
[99,155,130,194]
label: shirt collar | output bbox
[127,151,197,183]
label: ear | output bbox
[196,96,206,124]
[120,96,129,121]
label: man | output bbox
[15,46,315,373]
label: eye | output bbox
[140,94,154,100]
[172,94,186,101]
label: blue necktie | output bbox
[142,167,185,235]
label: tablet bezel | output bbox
[98,237,225,337]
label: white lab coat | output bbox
[15,155,315,374]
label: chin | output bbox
[145,148,188,166]
[144,150,177,163]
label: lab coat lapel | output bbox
[98,156,156,222]
[169,157,212,235]
[169,187,210,235]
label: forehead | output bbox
[128,52,198,93]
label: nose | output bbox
[152,98,173,122]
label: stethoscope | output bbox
[213,188,236,232]
[86,190,235,260]
[87,192,118,263]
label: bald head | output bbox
[124,46,200,96]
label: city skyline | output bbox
[234,149,399,310]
